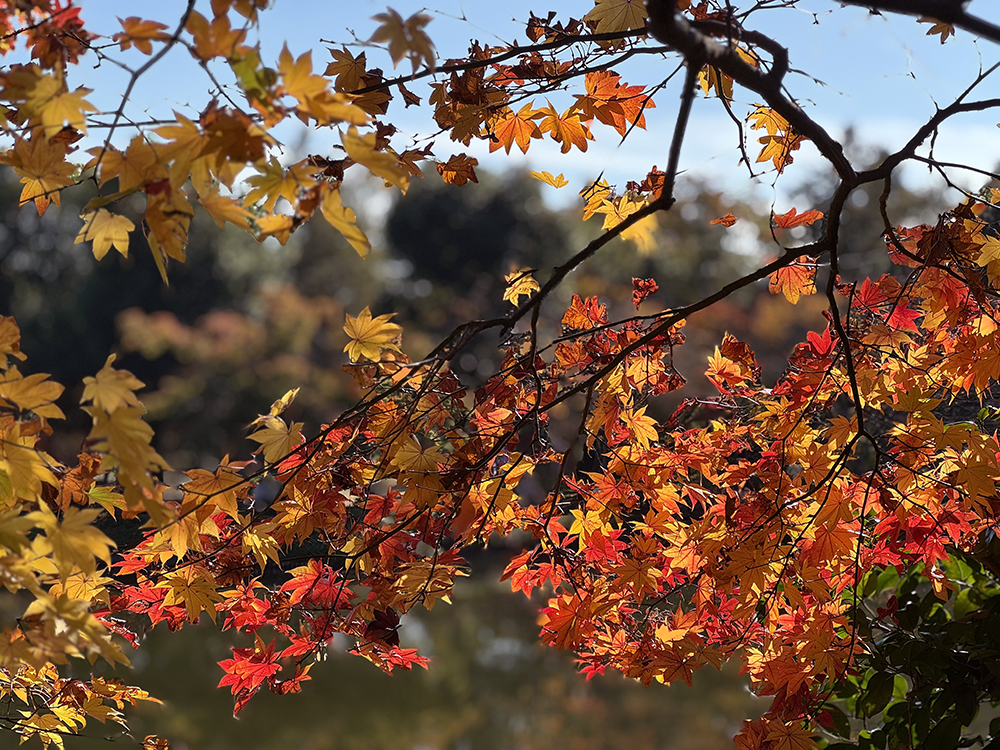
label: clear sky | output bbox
[47,1,1000,208]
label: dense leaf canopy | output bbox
[0,1,1000,749]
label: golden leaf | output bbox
[342,126,410,192]
[530,171,568,188]
[81,355,143,414]
[503,268,540,306]
[584,0,648,34]
[321,187,371,258]
[343,306,403,362]
[74,210,135,261]
[248,416,304,464]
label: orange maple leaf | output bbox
[537,101,593,153]
[113,17,170,55]
[436,154,479,186]
[768,263,817,304]
[773,208,824,229]
[489,102,543,154]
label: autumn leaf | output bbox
[530,171,568,188]
[574,71,653,137]
[620,406,658,450]
[28,75,98,137]
[342,126,410,192]
[537,102,593,153]
[325,47,367,92]
[113,17,170,55]
[369,7,436,73]
[74,210,135,261]
[277,45,328,104]
[256,214,295,245]
[81,355,143,414]
[2,133,75,215]
[343,306,403,362]
[321,187,371,258]
[769,263,817,304]
[436,154,479,186]
[503,268,540,306]
[27,503,114,578]
[248,416,304,464]
[711,213,737,227]
[199,189,254,231]
[159,569,223,622]
[765,720,816,750]
[0,366,65,420]
[631,277,658,308]
[773,207,824,229]
[584,0,648,33]
[245,157,317,213]
[490,102,543,155]
[919,17,955,43]
[186,11,247,61]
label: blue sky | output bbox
[50,1,1000,209]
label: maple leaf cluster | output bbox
[0,1,998,749]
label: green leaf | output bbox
[860,672,895,718]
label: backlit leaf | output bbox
[343,307,403,362]
[74,210,135,261]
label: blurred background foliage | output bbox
[0,155,952,750]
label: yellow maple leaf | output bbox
[241,517,282,570]
[584,0,648,34]
[919,16,955,43]
[74,210,135,261]
[154,114,208,190]
[27,504,114,579]
[256,213,295,245]
[199,189,253,231]
[621,214,658,255]
[369,7,436,73]
[49,570,113,607]
[185,11,247,61]
[620,405,658,450]
[26,73,97,136]
[158,569,222,622]
[245,157,317,213]
[2,133,75,215]
[0,316,25,368]
[343,306,403,361]
[0,366,64,420]
[266,388,300,418]
[90,136,161,192]
[342,126,410,193]
[83,405,170,486]
[248,415,304,464]
[0,427,59,502]
[81,355,143,414]
[278,45,328,104]
[321,187,371,258]
[183,465,245,519]
[530,171,568,188]
[301,90,369,126]
[503,268,540,306]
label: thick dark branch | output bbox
[647,0,855,181]
[839,0,1000,46]
[856,97,1000,183]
